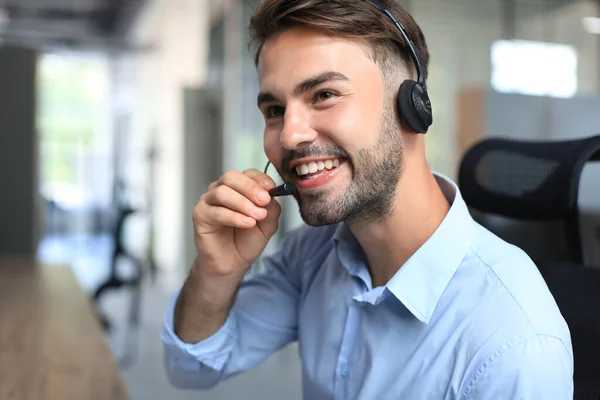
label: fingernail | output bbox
[253,207,265,218]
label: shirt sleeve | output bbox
[461,334,574,400]
[160,232,302,389]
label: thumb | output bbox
[258,198,281,238]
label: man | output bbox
[161,0,574,398]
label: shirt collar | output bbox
[332,219,373,287]
[386,172,475,324]
[332,172,476,324]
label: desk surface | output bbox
[0,257,130,400]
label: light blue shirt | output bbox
[161,173,573,399]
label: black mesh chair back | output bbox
[458,134,600,265]
[458,134,600,400]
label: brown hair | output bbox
[248,0,430,84]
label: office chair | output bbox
[93,180,145,368]
[458,134,600,400]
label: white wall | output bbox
[125,0,212,274]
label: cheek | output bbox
[263,129,284,167]
[312,102,381,149]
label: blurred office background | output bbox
[0,0,599,399]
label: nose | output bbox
[280,105,317,150]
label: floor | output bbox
[38,234,303,400]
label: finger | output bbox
[218,170,271,207]
[208,181,219,191]
[257,198,281,238]
[204,185,268,221]
[242,168,278,190]
[200,205,257,229]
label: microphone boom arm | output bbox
[264,161,295,197]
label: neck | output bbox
[347,152,451,288]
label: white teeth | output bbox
[296,164,309,175]
[295,158,342,177]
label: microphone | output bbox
[264,161,295,197]
[269,182,295,197]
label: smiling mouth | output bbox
[293,158,343,180]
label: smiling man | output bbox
[161,1,573,399]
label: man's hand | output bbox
[174,168,282,344]
[193,168,282,278]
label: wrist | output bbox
[188,257,246,309]
[192,254,249,281]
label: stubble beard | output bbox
[296,103,404,227]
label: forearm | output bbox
[162,236,302,390]
[173,257,247,344]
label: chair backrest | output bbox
[459,135,600,400]
[458,134,600,265]
[542,263,600,400]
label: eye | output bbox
[265,106,284,119]
[315,90,337,102]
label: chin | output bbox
[295,187,348,227]
[299,210,344,227]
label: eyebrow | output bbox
[257,71,349,108]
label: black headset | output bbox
[367,0,433,134]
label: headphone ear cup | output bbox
[398,80,433,134]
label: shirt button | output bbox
[340,365,349,377]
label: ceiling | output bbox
[0,0,592,52]
[0,0,149,52]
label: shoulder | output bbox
[468,223,570,338]
[453,224,573,397]
[459,334,574,399]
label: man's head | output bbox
[250,0,430,226]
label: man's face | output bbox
[258,26,404,226]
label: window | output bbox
[491,39,578,98]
